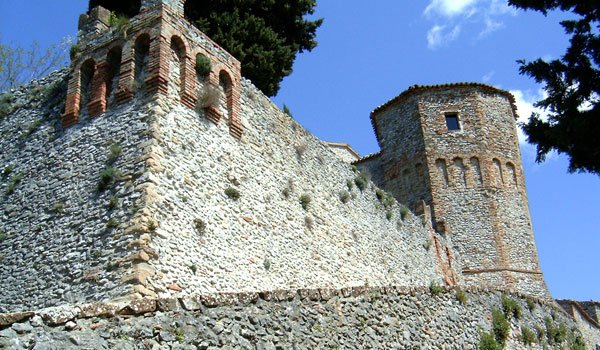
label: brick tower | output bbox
[357,84,549,298]
[63,0,243,138]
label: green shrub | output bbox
[0,93,15,118]
[52,201,65,214]
[534,324,545,342]
[194,219,206,235]
[526,297,536,311]
[429,282,443,296]
[97,167,121,192]
[351,165,358,173]
[299,194,311,210]
[69,44,79,59]
[455,288,467,305]
[492,308,510,343]
[400,207,409,220]
[545,317,567,344]
[109,11,130,36]
[21,119,42,137]
[346,179,354,191]
[224,187,240,200]
[375,189,384,201]
[0,230,6,241]
[386,210,393,220]
[521,326,536,345]
[195,53,211,77]
[190,265,198,274]
[339,191,350,203]
[2,164,14,178]
[106,218,119,228]
[6,173,24,195]
[478,331,502,350]
[263,258,271,270]
[108,196,119,209]
[283,104,293,118]
[501,295,522,320]
[354,173,368,191]
[173,328,185,343]
[107,143,122,163]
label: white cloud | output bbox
[423,0,515,49]
[427,25,461,50]
[424,0,480,18]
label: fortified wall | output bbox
[0,0,599,348]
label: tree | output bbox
[88,0,141,18]
[0,37,72,92]
[509,0,600,174]
[183,0,322,96]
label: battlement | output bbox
[64,0,243,138]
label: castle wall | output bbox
[137,75,445,299]
[0,71,155,312]
[0,289,589,349]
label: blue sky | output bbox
[0,0,598,301]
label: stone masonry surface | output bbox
[0,289,589,350]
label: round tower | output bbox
[364,83,549,298]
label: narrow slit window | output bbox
[445,113,460,131]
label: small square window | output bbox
[445,113,460,131]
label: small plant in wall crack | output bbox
[107,142,122,164]
[423,238,432,250]
[339,191,350,204]
[194,219,206,236]
[97,167,122,192]
[501,294,522,320]
[299,194,311,210]
[106,217,119,229]
[429,282,443,296]
[354,172,368,191]
[5,173,24,195]
[224,187,240,200]
[455,288,467,305]
[195,53,211,78]
[400,206,409,220]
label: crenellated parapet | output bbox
[63,0,243,138]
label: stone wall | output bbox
[139,76,445,300]
[0,288,590,349]
[0,71,154,312]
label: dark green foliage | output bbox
[97,167,121,192]
[0,93,15,117]
[478,331,503,350]
[70,44,79,59]
[195,54,211,77]
[429,282,443,296]
[108,196,118,209]
[106,217,119,228]
[346,179,353,191]
[544,317,568,344]
[375,189,384,201]
[534,324,545,342]
[501,295,522,320]
[190,265,198,274]
[107,142,122,163]
[385,210,392,220]
[339,191,350,204]
[400,207,409,220]
[5,173,24,195]
[283,104,293,118]
[224,187,240,200]
[492,308,510,344]
[455,288,467,305]
[570,333,586,350]
[0,230,6,241]
[521,326,536,345]
[509,0,600,174]
[88,0,141,18]
[526,297,536,311]
[2,164,14,177]
[354,172,368,191]
[299,194,311,210]
[184,0,322,96]
[21,119,42,137]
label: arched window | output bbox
[219,70,233,120]
[452,157,467,187]
[105,46,122,104]
[88,0,141,18]
[506,162,517,186]
[435,159,449,187]
[134,34,150,95]
[492,158,504,186]
[169,36,187,100]
[79,59,96,115]
[469,157,483,186]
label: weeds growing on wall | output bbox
[339,191,350,203]
[196,84,221,111]
[520,326,536,345]
[299,194,311,210]
[429,282,443,296]
[2,164,14,178]
[501,295,522,320]
[194,219,206,235]
[478,331,503,350]
[107,142,122,163]
[354,172,368,191]
[108,196,119,210]
[346,179,354,191]
[21,119,42,138]
[492,308,510,344]
[0,93,16,118]
[224,187,240,200]
[455,288,468,305]
[400,206,409,220]
[97,167,121,192]
[106,217,119,229]
[5,173,24,195]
